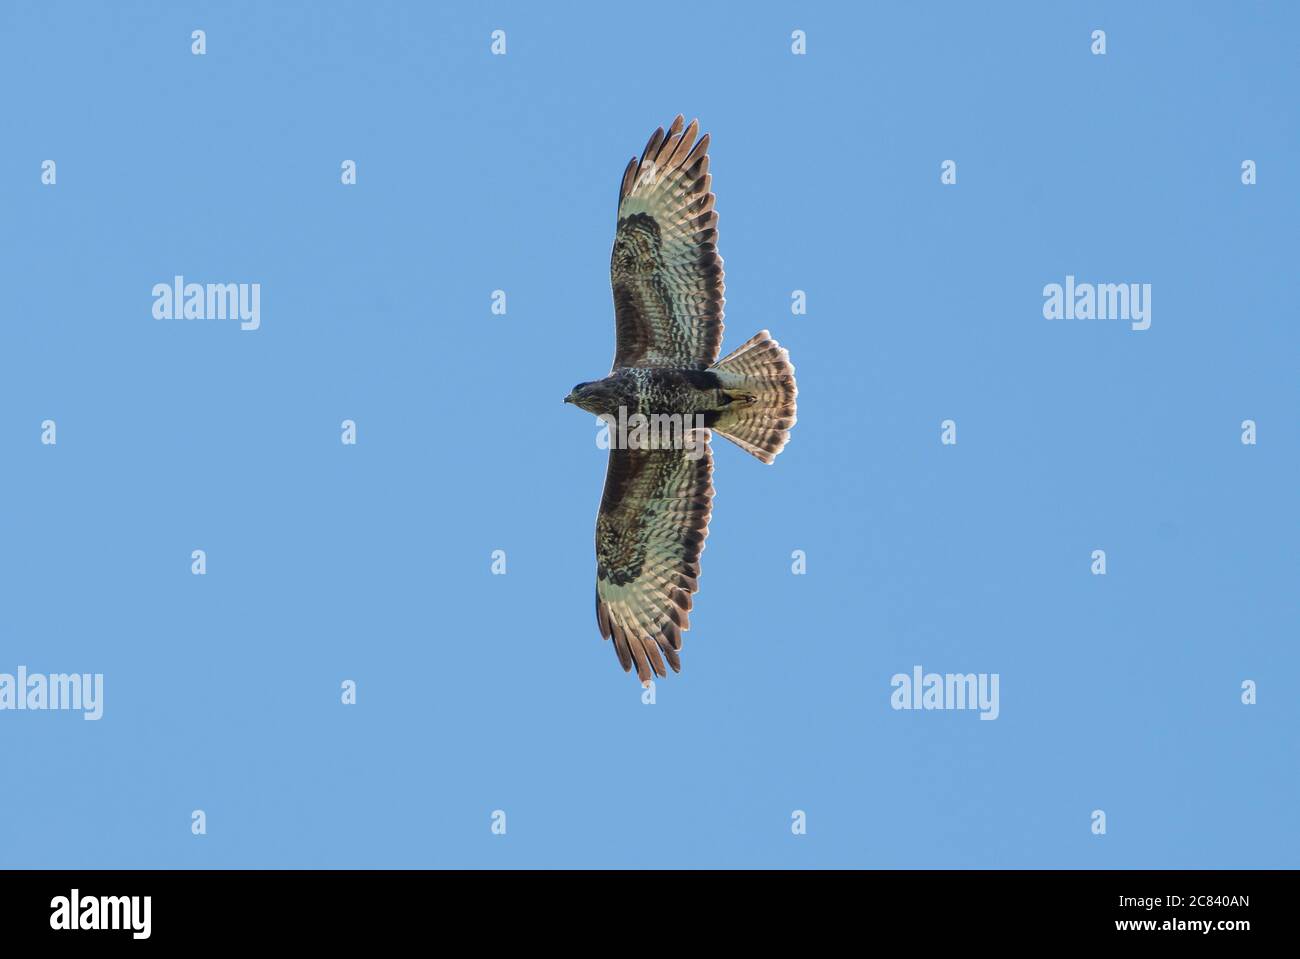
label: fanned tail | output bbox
[709,330,797,464]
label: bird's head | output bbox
[564,380,612,415]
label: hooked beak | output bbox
[563,392,575,404]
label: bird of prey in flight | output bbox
[564,115,798,684]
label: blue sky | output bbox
[0,1,1296,867]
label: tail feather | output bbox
[709,331,797,463]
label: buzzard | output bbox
[565,115,798,683]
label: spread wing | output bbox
[595,436,714,683]
[610,115,724,371]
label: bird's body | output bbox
[569,367,732,421]
[566,115,798,683]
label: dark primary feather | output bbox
[609,115,725,371]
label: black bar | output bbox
[0,868,1275,944]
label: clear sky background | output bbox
[1,1,1296,867]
